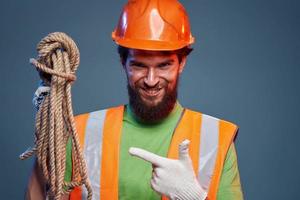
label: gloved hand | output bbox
[129,139,207,200]
[32,80,50,110]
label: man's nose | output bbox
[144,68,159,87]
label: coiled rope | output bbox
[20,32,92,200]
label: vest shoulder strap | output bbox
[70,105,124,200]
[166,108,238,200]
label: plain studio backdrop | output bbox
[0,0,299,199]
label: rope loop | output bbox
[37,32,80,71]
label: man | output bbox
[27,0,243,199]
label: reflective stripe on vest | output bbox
[198,114,219,191]
[83,109,107,199]
[70,106,237,200]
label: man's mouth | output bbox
[140,88,163,97]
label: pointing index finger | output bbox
[129,147,165,167]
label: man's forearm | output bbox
[25,160,70,200]
[25,160,46,200]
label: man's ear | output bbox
[179,56,187,74]
[120,57,126,69]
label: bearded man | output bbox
[26,0,243,199]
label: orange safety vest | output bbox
[70,105,237,200]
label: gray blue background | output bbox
[1,0,299,199]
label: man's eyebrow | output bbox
[156,59,175,66]
[129,60,146,66]
[129,58,174,66]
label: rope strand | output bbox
[20,32,92,200]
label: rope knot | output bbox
[31,32,80,84]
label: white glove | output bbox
[129,139,207,200]
[32,80,50,110]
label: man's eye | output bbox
[158,63,171,68]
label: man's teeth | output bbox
[144,88,161,94]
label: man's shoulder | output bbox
[184,107,238,129]
[74,104,125,119]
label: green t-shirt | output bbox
[65,103,243,199]
[119,103,184,200]
[217,144,244,199]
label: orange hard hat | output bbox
[112,0,195,51]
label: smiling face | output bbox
[123,49,187,123]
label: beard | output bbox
[127,79,178,124]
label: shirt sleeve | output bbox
[216,143,244,200]
[64,138,73,183]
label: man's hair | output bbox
[117,45,193,66]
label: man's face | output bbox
[124,49,186,123]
